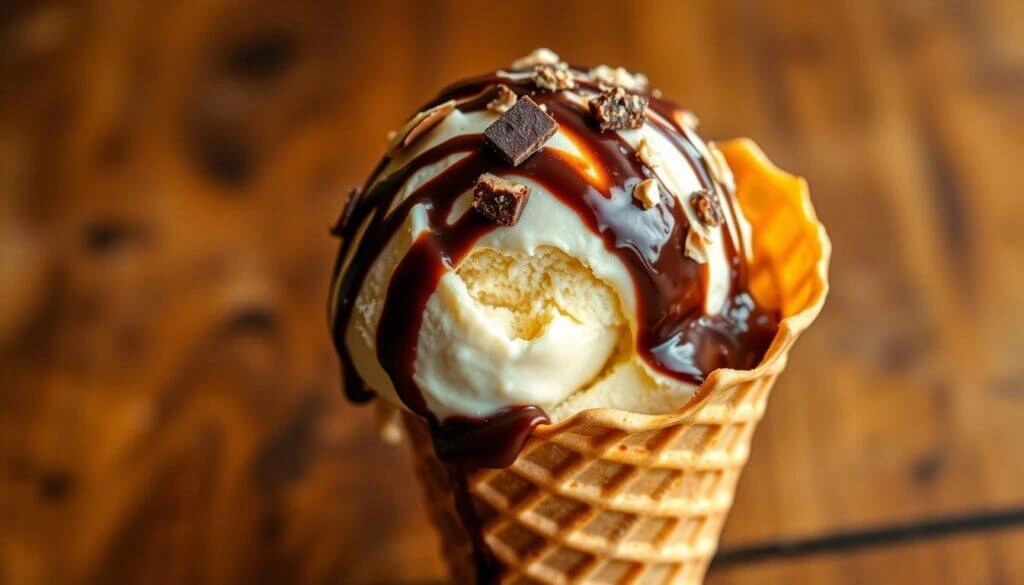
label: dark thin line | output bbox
[711,506,1024,568]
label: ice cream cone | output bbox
[402,139,830,584]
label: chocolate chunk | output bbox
[472,173,531,226]
[330,187,361,237]
[534,62,575,91]
[483,96,558,166]
[487,84,517,114]
[691,190,724,228]
[589,86,648,131]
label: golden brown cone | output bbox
[404,139,831,584]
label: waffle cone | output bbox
[404,139,831,584]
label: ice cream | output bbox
[328,49,830,584]
[329,49,779,467]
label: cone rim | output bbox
[529,138,832,438]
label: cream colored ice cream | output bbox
[328,50,780,461]
[328,50,831,585]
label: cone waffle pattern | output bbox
[405,139,831,584]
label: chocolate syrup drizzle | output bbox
[329,69,780,583]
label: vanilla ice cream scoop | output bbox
[328,50,779,466]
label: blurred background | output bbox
[1,0,1022,583]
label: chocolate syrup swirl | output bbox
[330,74,778,461]
[328,69,780,582]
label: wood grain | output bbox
[0,0,1021,583]
[709,528,1024,585]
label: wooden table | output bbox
[1,0,1022,583]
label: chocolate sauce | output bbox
[331,70,779,459]
[329,68,780,583]
[446,464,501,583]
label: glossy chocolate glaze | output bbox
[329,69,780,583]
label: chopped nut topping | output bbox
[637,137,662,169]
[589,86,648,131]
[589,64,649,91]
[633,179,660,209]
[674,110,699,131]
[534,62,576,91]
[691,190,724,228]
[706,143,735,192]
[685,229,709,264]
[510,48,561,70]
[487,84,518,114]
[386,100,456,154]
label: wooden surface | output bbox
[1,0,1022,583]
